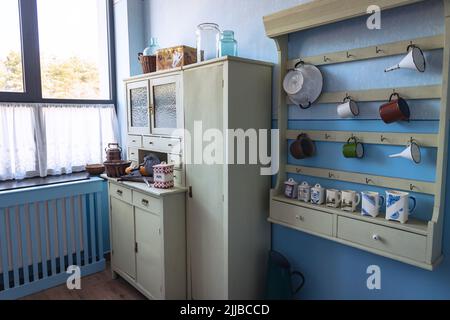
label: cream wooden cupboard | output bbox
[121,57,272,299]
[106,177,186,299]
[183,58,272,299]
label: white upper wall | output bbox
[142,0,311,63]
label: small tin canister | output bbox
[284,178,298,199]
[153,162,174,189]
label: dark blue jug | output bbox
[265,250,305,300]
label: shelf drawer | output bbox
[270,200,333,236]
[110,183,132,203]
[128,135,142,148]
[337,216,426,262]
[128,147,139,161]
[133,190,162,215]
[142,136,181,154]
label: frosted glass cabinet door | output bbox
[127,80,150,134]
[150,75,183,135]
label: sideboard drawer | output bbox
[142,136,159,149]
[110,183,132,203]
[142,136,181,154]
[270,200,333,236]
[160,138,181,154]
[337,216,426,262]
[128,135,142,148]
[133,190,162,215]
[128,147,139,161]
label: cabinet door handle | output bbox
[141,199,149,206]
[116,190,123,196]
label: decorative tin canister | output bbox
[153,162,174,189]
[284,178,298,199]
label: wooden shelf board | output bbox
[286,130,438,147]
[287,35,444,68]
[272,195,429,235]
[263,0,424,38]
[286,164,435,195]
[286,85,442,105]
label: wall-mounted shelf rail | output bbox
[286,130,438,147]
[287,35,444,68]
[287,85,442,105]
[286,164,435,195]
[264,0,447,270]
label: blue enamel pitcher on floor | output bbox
[265,250,305,300]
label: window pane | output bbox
[37,0,110,100]
[0,0,24,93]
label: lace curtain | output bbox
[0,103,119,181]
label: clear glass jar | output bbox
[219,30,238,57]
[196,23,220,61]
[143,37,159,56]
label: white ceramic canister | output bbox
[297,181,311,202]
[284,178,298,199]
[153,162,174,189]
[310,184,325,205]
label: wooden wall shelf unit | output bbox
[264,0,450,270]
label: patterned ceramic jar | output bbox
[153,162,174,189]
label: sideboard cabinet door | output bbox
[110,197,136,279]
[127,80,151,135]
[135,207,163,299]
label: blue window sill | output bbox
[0,172,92,192]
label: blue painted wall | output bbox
[139,0,450,298]
[276,0,450,299]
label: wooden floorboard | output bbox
[21,262,146,300]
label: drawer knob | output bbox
[295,214,304,222]
[116,190,123,196]
[142,199,149,206]
[372,234,380,241]
[132,140,136,143]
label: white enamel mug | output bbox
[361,191,385,217]
[310,184,325,205]
[326,189,341,208]
[337,96,359,118]
[385,190,416,223]
[341,190,361,212]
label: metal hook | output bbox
[323,55,331,62]
[410,184,417,191]
[375,46,384,54]
[325,133,331,139]
[346,51,354,59]
[296,168,302,174]
[328,172,334,178]
[366,178,373,184]
[380,135,387,142]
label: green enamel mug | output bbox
[343,137,364,158]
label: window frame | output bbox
[0,0,116,104]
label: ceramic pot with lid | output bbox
[105,143,122,161]
[283,61,323,109]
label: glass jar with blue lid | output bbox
[219,30,238,57]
